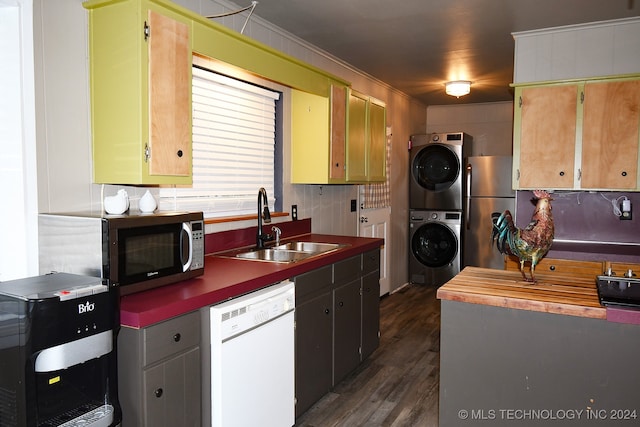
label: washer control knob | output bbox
[430,212,438,220]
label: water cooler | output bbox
[0,272,121,427]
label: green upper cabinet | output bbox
[84,0,350,186]
[291,85,348,184]
[84,0,193,184]
[513,76,640,191]
[346,90,386,183]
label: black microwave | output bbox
[38,211,205,295]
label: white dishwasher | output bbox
[210,280,295,427]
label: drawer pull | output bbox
[549,265,556,271]
[324,308,330,315]
[155,388,163,398]
[173,333,181,342]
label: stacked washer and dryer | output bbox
[409,132,472,286]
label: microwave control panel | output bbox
[191,220,205,270]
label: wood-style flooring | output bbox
[295,283,441,427]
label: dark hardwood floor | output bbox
[295,283,441,427]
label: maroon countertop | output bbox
[119,233,383,328]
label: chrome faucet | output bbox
[256,187,272,249]
[271,226,282,246]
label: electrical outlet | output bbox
[291,204,298,220]
[620,200,632,220]
[350,199,357,212]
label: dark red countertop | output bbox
[119,233,383,328]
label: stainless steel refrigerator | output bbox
[463,156,515,269]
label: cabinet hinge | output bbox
[580,91,585,104]
[359,346,362,356]
[578,168,582,181]
[144,143,150,163]
[518,96,523,108]
[516,169,520,181]
[144,21,150,41]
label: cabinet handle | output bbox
[549,265,556,271]
[559,171,565,177]
[173,333,181,342]
[177,150,183,158]
[155,388,163,398]
[339,301,344,307]
[324,308,330,315]
[622,171,627,177]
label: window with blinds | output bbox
[159,66,281,218]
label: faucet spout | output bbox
[256,188,272,249]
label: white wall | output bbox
[32,0,426,291]
[513,17,640,84]
[426,101,514,156]
[0,1,39,281]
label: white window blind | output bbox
[159,67,280,218]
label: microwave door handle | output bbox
[181,223,193,272]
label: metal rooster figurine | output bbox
[491,190,554,283]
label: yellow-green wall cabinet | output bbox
[290,87,387,184]
[84,0,193,185]
[85,0,350,185]
[291,85,348,184]
[346,91,386,183]
[512,76,640,191]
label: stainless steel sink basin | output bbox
[273,241,343,253]
[235,249,314,263]
[231,241,348,263]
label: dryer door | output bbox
[411,222,458,268]
[411,144,460,191]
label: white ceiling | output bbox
[251,0,639,105]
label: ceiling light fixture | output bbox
[445,80,471,97]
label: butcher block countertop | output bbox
[120,234,383,328]
[437,266,606,319]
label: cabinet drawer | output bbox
[295,265,332,302]
[506,256,602,280]
[143,311,200,366]
[362,250,380,274]
[334,255,360,285]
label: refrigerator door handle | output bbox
[465,162,472,230]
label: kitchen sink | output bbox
[272,242,343,253]
[235,249,315,263]
[231,241,348,263]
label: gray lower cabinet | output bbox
[118,310,201,427]
[295,249,381,418]
[294,266,333,417]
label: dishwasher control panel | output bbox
[211,280,294,341]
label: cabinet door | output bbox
[516,85,578,189]
[295,292,333,417]
[367,99,386,182]
[330,85,347,180]
[143,347,201,427]
[361,271,380,360]
[581,80,640,189]
[346,91,368,182]
[333,279,362,385]
[148,10,191,177]
[291,90,330,183]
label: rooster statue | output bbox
[491,190,554,283]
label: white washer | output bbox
[409,132,472,211]
[409,210,462,286]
